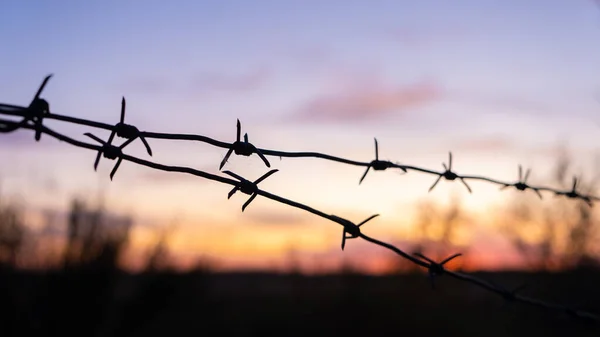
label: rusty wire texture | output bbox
[1,75,599,324]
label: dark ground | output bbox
[1,266,599,337]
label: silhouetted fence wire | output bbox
[0,74,599,324]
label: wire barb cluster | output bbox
[0,74,52,140]
[500,165,542,199]
[414,253,462,289]
[359,138,407,184]
[428,152,472,193]
[223,169,278,211]
[111,97,153,156]
[220,119,270,170]
[330,214,380,250]
[1,75,599,325]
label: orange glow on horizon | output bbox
[7,168,599,275]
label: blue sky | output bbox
[1,0,600,271]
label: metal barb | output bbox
[219,119,270,170]
[332,214,379,250]
[359,138,406,184]
[83,132,134,180]
[222,169,278,211]
[414,252,462,289]
[553,176,593,206]
[428,152,471,193]
[2,75,55,141]
[500,165,543,199]
[107,97,153,156]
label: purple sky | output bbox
[1,0,600,270]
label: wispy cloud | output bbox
[455,93,554,115]
[284,45,336,74]
[452,135,575,158]
[190,66,271,93]
[453,136,516,153]
[113,66,272,97]
[290,80,443,123]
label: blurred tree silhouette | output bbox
[63,197,132,271]
[389,192,471,274]
[0,198,27,266]
[145,219,178,272]
[499,152,600,271]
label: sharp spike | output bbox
[84,133,106,145]
[428,176,442,192]
[341,231,346,251]
[120,97,126,123]
[110,158,123,180]
[219,148,234,170]
[140,136,153,156]
[94,151,102,171]
[460,178,472,193]
[448,152,453,170]
[359,167,370,185]
[374,138,379,160]
[236,119,241,142]
[358,214,379,227]
[228,186,239,199]
[255,149,271,167]
[34,123,42,141]
[242,193,257,212]
[441,253,462,265]
[32,74,53,103]
[254,169,278,184]
[244,133,249,143]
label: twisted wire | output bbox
[1,75,598,325]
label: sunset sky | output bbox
[1,0,600,272]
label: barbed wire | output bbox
[0,75,599,325]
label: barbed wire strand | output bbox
[1,98,598,203]
[0,76,599,325]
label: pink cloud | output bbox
[453,136,516,153]
[453,93,553,115]
[115,66,271,98]
[291,80,443,123]
[451,136,573,157]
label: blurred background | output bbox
[1,0,600,336]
